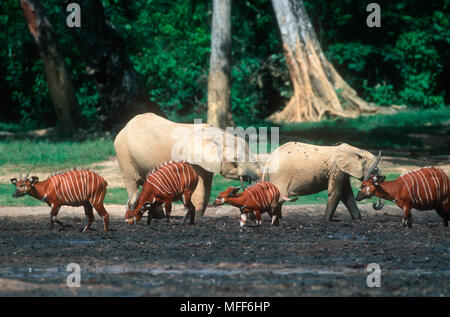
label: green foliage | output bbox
[319,0,449,109]
[280,107,450,149]
[0,0,448,128]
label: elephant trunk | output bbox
[372,197,385,210]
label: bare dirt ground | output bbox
[0,204,448,297]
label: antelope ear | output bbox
[374,175,385,185]
[10,178,17,185]
[30,176,39,186]
[142,201,152,209]
[230,187,241,197]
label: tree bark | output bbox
[269,0,395,123]
[207,0,234,128]
[66,0,165,130]
[21,0,80,134]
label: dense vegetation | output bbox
[1,0,448,130]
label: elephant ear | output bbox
[184,130,223,174]
[334,143,365,179]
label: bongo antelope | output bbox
[125,161,199,225]
[356,154,449,227]
[213,181,297,226]
[10,168,109,231]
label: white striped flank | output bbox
[58,175,71,203]
[49,176,61,201]
[427,168,441,201]
[244,182,280,210]
[144,161,198,199]
[70,171,83,202]
[247,190,261,207]
[400,167,449,209]
[417,169,433,205]
[400,175,414,203]
[48,169,106,206]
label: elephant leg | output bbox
[340,176,362,220]
[324,172,345,221]
[191,167,214,222]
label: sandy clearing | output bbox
[2,155,449,190]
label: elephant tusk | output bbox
[372,197,384,210]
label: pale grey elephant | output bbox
[262,141,381,223]
[114,113,261,221]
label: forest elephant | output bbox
[262,142,382,223]
[114,113,262,221]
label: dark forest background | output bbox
[1,0,449,130]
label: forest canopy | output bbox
[1,0,448,130]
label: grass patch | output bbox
[0,138,115,168]
[104,187,129,205]
[276,107,450,150]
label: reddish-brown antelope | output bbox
[355,154,449,227]
[125,161,199,225]
[213,181,297,227]
[10,168,109,231]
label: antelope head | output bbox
[10,169,37,198]
[213,186,241,207]
[355,152,386,210]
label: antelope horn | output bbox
[130,196,138,212]
[24,168,32,180]
[19,170,23,180]
[372,197,385,210]
[364,151,382,181]
[126,197,132,209]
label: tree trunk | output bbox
[269,0,395,123]
[21,0,80,134]
[207,0,234,128]
[66,0,165,130]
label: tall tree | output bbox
[66,0,165,130]
[269,0,395,123]
[20,0,80,134]
[207,0,234,128]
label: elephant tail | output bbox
[279,194,298,203]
